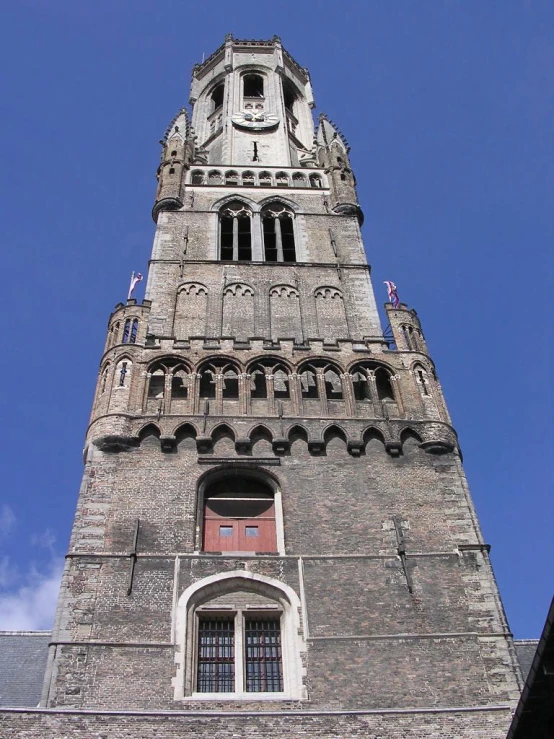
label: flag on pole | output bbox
[384,280,400,308]
[128,271,143,300]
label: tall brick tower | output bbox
[34,36,522,738]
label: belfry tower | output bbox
[36,36,521,738]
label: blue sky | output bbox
[0,1,552,636]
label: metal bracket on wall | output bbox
[126,518,140,596]
[393,515,414,594]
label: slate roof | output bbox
[514,638,539,681]
[0,631,50,707]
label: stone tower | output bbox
[32,36,522,738]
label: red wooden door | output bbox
[203,499,277,553]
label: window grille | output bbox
[245,618,283,692]
[197,618,235,693]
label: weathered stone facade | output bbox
[1,35,522,737]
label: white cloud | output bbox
[0,556,64,630]
[0,504,16,539]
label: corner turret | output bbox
[316,114,363,224]
[152,108,194,222]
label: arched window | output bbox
[249,361,291,400]
[122,319,131,343]
[225,171,239,186]
[210,83,224,114]
[262,203,296,263]
[191,170,204,185]
[175,571,306,700]
[259,171,272,187]
[203,476,277,554]
[242,171,255,186]
[351,362,394,402]
[283,80,297,115]
[129,319,138,344]
[243,73,264,99]
[220,202,252,261]
[275,172,288,187]
[299,361,343,401]
[208,170,223,185]
[292,172,306,188]
[309,174,322,188]
[199,361,240,400]
[146,360,190,412]
[414,364,431,397]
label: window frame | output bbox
[194,608,284,697]
[195,470,285,556]
[174,571,307,702]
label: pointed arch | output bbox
[287,424,309,443]
[211,423,236,444]
[314,286,347,342]
[323,424,348,444]
[400,427,423,453]
[223,282,255,339]
[174,570,306,700]
[269,284,302,343]
[363,426,386,452]
[248,424,274,443]
[138,423,161,444]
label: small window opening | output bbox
[283,81,297,115]
[130,319,138,344]
[352,371,371,401]
[171,150,177,157]
[324,369,343,399]
[300,369,318,398]
[417,370,430,396]
[375,368,394,401]
[273,369,290,399]
[211,83,225,112]
[200,370,216,398]
[122,319,131,344]
[119,362,128,387]
[222,370,239,398]
[251,370,267,399]
[101,368,109,394]
[243,73,264,98]
[192,171,204,185]
[172,370,188,399]
[148,370,165,399]
[253,142,259,162]
[169,167,176,174]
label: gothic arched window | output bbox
[146,359,191,412]
[351,362,394,402]
[249,361,291,400]
[219,202,252,261]
[243,73,264,99]
[299,361,343,401]
[210,83,224,113]
[199,360,240,400]
[262,203,296,263]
